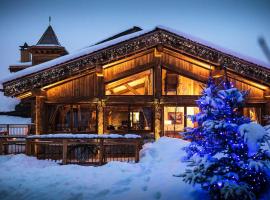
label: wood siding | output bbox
[104,52,155,82]
[161,52,210,82]
[46,73,96,100]
[229,78,264,99]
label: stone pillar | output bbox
[154,99,162,140]
[97,100,104,135]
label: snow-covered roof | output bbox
[0,115,31,124]
[1,25,270,93]
[9,61,32,67]
[0,28,150,84]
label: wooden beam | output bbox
[110,83,145,95]
[104,62,154,83]
[124,84,141,95]
[106,71,150,90]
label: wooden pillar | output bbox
[154,47,162,99]
[154,99,161,140]
[97,100,104,135]
[35,96,45,135]
[32,89,46,135]
[95,65,105,135]
[95,65,105,99]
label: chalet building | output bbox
[1,25,270,140]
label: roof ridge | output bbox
[37,25,61,46]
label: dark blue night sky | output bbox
[0,0,269,78]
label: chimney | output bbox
[20,42,31,62]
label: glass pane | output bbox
[162,69,204,95]
[105,70,153,95]
[164,107,184,133]
[186,107,199,128]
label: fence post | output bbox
[25,139,31,156]
[6,124,9,135]
[135,140,140,163]
[0,139,3,155]
[62,139,68,165]
[99,139,104,165]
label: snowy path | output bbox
[0,137,207,200]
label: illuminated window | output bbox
[186,107,200,128]
[105,106,153,132]
[105,70,153,95]
[164,107,185,132]
[243,107,261,123]
[162,69,204,95]
[164,106,199,136]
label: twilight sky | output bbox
[0,0,269,79]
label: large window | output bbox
[162,69,204,95]
[105,106,153,132]
[163,106,199,136]
[105,70,153,95]
[48,105,96,133]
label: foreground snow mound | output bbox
[0,137,207,200]
[239,123,269,156]
[0,92,20,112]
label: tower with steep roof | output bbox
[9,22,68,72]
[30,25,68,65]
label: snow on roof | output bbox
[27,133,141,139]
[9,61,32,66]
[157,25,270,69]
[1,25,269,85]
[0,92,20,112]
[0,28,150,84]
[0,115,31,124]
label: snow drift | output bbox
[0,137,207,200]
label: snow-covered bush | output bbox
[181,76,270,200]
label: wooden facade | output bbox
[3,27,270,139]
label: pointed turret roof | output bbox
[37,25,61,46]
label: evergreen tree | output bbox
[181,73,270,200]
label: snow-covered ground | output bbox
[0,137,207,200]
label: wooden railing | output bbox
[0,135,27,155]
[0,124,32,135]
[0,124,33,155]
[25,137,143,165]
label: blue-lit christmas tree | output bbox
[181,70,270,200]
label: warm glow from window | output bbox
[186,107,199,128]
[162,69,204,95]
[105,70,153,95]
